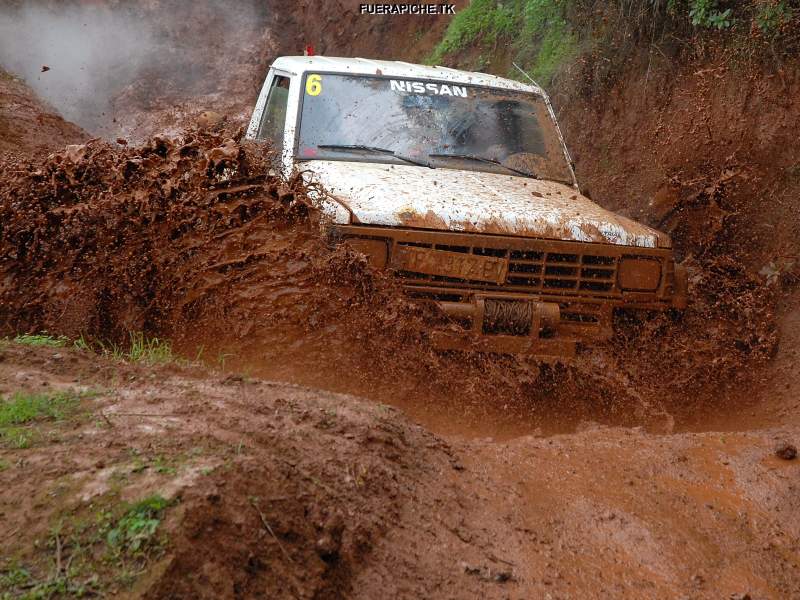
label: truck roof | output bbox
[271,56,543,95]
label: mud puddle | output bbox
[202,348,674,440]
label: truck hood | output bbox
[302,160,668,249]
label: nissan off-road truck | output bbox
[246,56,687,358]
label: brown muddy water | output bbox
[0,131,785,441]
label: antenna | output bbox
[512,62,540,88]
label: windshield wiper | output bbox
[317,144,434,169]
[428,152,537,179]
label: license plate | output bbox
[392,246,508,284]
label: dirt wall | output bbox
[0,68,87,156]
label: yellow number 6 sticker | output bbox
[306,74,322,96]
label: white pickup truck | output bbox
[246,56,686,357]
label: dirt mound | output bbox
[0,343,508,599]
[0,68,87,156]
[2,342,799,599]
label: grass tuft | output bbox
[0,390,82,449]
[0,426,35,449]
[0,392,80,427]
[0,391,80,427]
[12,333,68,348]
[125,333,174,364]
[71,332,178,364]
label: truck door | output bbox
[247,69,296,175]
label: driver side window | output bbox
[257,75,290,156]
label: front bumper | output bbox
[333,225,688,357]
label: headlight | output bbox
[617,257,662,291]
[344,238,389,269]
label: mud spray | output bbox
[0,129,779,438]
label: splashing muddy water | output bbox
[0,130,780,439]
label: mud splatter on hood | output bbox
[302,160,669,248]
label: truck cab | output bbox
[246,56,687,358]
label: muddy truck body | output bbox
[246,56,687,358]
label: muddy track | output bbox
[2,342,799,598]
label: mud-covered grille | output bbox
[395,241,620,297]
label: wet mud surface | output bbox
[1,342,799,598]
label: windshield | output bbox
[295,73,574,184]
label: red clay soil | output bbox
[0,68,87,156]
[1,342,799,599]
[273,0,467,64]
[2,8,800,597]
[551,55,800,432]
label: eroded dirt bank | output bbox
[1,342,798,598]
[0,68,87,156]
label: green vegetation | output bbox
[0,390,82,449]
[1,426,35,449]
[12,333,68,348]
[672,0,794,32]
[81,332,176,364]
[72,334,92,352]
[9,331,176,365]
[427,0,578,85]
[428,1,799,85]
[0,391,79,426]
[427,0,516,64]
[0,565,31,589]
[91,332,176,364]
[754,0,793,34]
[0,495,172,598]
[123,332,174,364]
[106,495,171,556]
[682,0,733,29]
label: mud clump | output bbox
[775,442,797,460]
[0,131,305,338]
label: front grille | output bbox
[395,241,620,298]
